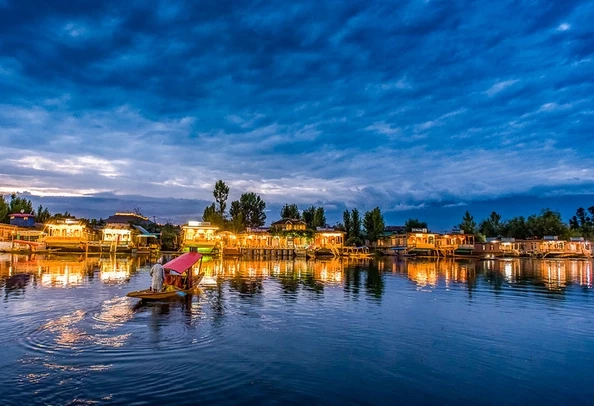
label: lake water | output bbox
[1,254,593,405]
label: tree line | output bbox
[423,207,593,241]
[201,180,386,245]
[0,193,52,224]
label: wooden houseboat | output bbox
[0,214,46,252]
[43,218,92,251]
[181,221,220,254]
[313,227,345,258]
[474,238,520,258]
[436,231,475,257]
[393,228,439,257]
[521,236,592,258]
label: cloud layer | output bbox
[1,0,593,222]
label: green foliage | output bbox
[478,211,502,237]
[346,235,363,247]
[228,208,244,233]
[50,211,72,220]
[525,208,569,239]
[271,228,314,239]
[342,209,351,240]
[160,223,179,251]
[569,206,594,240]
[351,208,361,239]
[213,180,230,216]
[363,207,385,243]
[230,192,266,229]
[458,211,477,235]
[302,206,326,230]
[36,205,51,223]
[203,202,225,228]
[9,193,34,215]
[0,195,8,223]
[280,203,300,219]
[314,207,326,228]
[404,218,427,232]
[500,216,528,239]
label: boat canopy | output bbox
[163,252,202,274]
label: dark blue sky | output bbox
[1,0,593,228]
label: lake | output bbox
[1,254,593,405]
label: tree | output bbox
[570,207,593,239]
[213,180,230,216]
[160,223,179,251]
[280,204,300,219]
[501,216,529,239]
[0,195,9,223]
[342,209,352,241]
[351,208,361,239]
[363,207,385,244]
[133,206,143,215]
[458,211,477,235]
[202,203,224,228]
[232,192,266,229]
[526,208,568,239]
[36,205,51,223]
[404,218,427,232]
[479,211,502,237]
[302,206,326,229]
[229,200,244,231]
[9,193,33,215]
[314,207,326,229]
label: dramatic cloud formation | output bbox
[1,0,593,225]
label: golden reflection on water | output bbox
[199,258,345,285]
[1,254,592,296]
[99,256,134,283]
[384,259,476,290]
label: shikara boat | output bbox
[127,252,203,300]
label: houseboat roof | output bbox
[9,213,35,218]
[244,227,270,233]
[104,212,152,225]
[271,218,306,226]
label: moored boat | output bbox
[127,252,204,300]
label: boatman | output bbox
[149,257,165,292]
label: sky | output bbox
[1,0,593,229]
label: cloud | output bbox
[484,80,519,97]
[0,0,592,223]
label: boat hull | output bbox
[126,288,199,300]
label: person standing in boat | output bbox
[149,257,165,292]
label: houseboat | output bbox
[437,231,475,257]
[522,236,592,258]
[42,218,91,251]
[181,221,220,254]
[474,237,520,258]
[313,227,345,258]
[0,213,47,252]
[392,228,439,257]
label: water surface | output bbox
[1,254,593,405]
